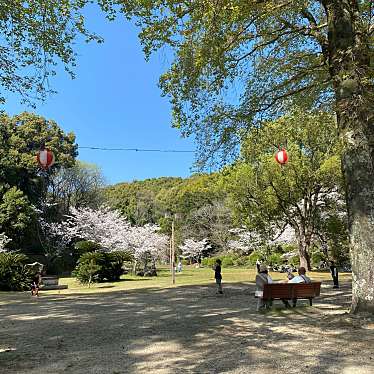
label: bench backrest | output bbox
[263,282,321,300]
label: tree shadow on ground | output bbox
[0,280,373,374]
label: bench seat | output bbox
[263,282,321,306]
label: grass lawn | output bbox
[52,266,352,295]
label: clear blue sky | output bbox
[4,7,196,185]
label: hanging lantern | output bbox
[275,148,288,165]
[37,148,55,169]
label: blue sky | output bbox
[3,8,196,185]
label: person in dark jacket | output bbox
[214,259,223,294]
[330,261,339,288]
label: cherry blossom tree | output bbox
[130,224,169,272]
[228,228,264,255]
[65,207,132,251]
[179,238,211,263]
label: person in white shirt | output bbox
[283,267,311,307]
[288,267,311,284]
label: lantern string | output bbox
[78,146,194,153]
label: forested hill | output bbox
[104,174,227,230]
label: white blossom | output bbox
[65,206,132,251]
[179,238,211,261]
[0,233,11,253]
[228,228,263,254]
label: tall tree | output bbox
[226,109,343,270]
[0,112,77,248]
[49,161,105,215]
[119,0,374,313]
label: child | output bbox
[214,259,223,294]
[31,273,41,296]
[177,261,182,273]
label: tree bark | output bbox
[298,236,312,271]
[326,1,374,312]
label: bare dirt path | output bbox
[1,281,373,374]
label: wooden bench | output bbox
[263,282,321,307]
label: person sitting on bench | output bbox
[255,265,273,311]
[283,267,311,307]
[289,267,311,284]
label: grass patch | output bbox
[42,266,352,296]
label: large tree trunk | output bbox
[298,236,311,271]
[326,1,374,313]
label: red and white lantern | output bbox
[37,149,55,169]
[275,148,288,165]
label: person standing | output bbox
[330,261,339,289]
[214,259,223,294]
[177,261,182,273]
[256,259,261,273]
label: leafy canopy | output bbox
[118,0,373,163]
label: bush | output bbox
[289,255,300,267]
[221,256,235,267]
[201,257,217,267]
[74,241,101,260]
[233,256,248,267]
[268,253,282,266]
[311,251,327,267]
[73,251,132,284]
[0,252,32,291]
[248,251,262,266]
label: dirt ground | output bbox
[1,280,374,374]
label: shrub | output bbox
[0,252,32,291]
[73,251,132,284]
[233,256,248,267]
[311,251,327,267]
[221,256,233,267]
[289,255,300,267]
[268,253,283,266]
[201,257,217,267]
[248,251,262,266]
[74,259,101,286]
[74,241,101,259]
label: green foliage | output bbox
[233,256,248,267]
[311,251,327,267]
[0,112,77,251]
[74,259,101,286]
[119,1,372,170]
[221,256,235,267]
[0,187,34,244]
[0,252,32,291]
[289,256,300,267]
[248,251,262,266]
[74,241,102,259]
[49,161,105,215]
[105,174,231,250]
[73,251,133,284]
[0,1,117,104]
[268,253,283,266]
[201,257,218,267]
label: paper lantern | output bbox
[275,148,288,165]
[37,149,55,169]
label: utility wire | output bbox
[78,146,195,153]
